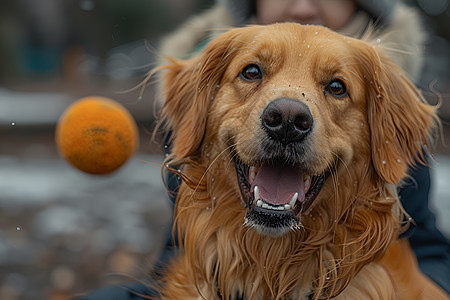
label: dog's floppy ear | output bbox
[158,28,246,160]
[362,46,438,184]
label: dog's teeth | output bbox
[250,167,257,181]
[288,193,298,207]
[254,185,260,201]
[262,203,269,209]
[304,176,311,191]
[284,204,291,210]
[257,200,263,207]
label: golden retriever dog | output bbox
[154,23,447,299]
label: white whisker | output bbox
[189,143,237,200]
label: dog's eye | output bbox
[325,79,347,97]
[240,64,263,81]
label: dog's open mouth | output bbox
[235,159,329,236]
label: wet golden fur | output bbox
[154,23,446,299]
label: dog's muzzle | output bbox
[234,98,329,237]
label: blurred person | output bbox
[76,0,449,299]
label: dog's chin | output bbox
[244,208,303,237]
[235,159,329,237]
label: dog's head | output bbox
[158,23,437,238]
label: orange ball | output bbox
[55,96,139,174]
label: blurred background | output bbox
[0,0,449,299]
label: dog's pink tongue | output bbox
[251,163,305,205]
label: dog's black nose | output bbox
[261,98,313,144]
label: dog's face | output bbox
[160,23,436,237]
[210,25,372,236]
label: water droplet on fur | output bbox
[385,140,389,144]
[164,144,169,149]
[299,53,302,56]
[397,159,401,163]
[382,161,386,165]
[11,122,16,126]
[377,94,381,98]
[16,226,21,231]
[376,38,381,43]
[307,45,310,48]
